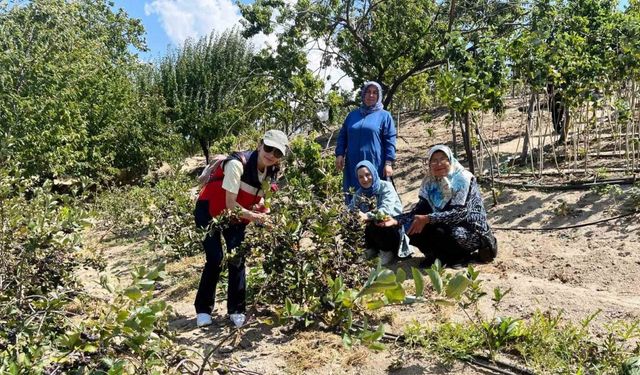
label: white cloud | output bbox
[145,0,278,52]
[248,32,278,52]
[305,39,353,93]
[144,0,241,46]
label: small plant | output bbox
[403,320,429,348]
[553,199,574,217]
[424,126,435,137]
[595,167,609,180]
[371,210,391,223]
[624,185,640,213]
[481,316,522,353]
[622,356,640,375]
[591,183,624,199]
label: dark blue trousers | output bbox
[194,200,247,315]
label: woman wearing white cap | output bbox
[193,129,289,328]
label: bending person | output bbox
[193,130,288,328]
[380,145,497,267]
[350,160,412,266]
[335,81,397,203]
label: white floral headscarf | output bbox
[418,145,473,210]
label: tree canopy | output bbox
[158,30,256,162]
[0,0,178,182]
[240,0,523,107]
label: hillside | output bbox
[82,98,640,374]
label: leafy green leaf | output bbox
[396,268,406,283]
[426,268,443,294]
[370,323,385,341]
[433,298,456,306]
[366,299,386,310]
[376,269,396,284]
[445,274,472,299]
[384,284,406,303]
[367,341,386,351]
[342,333,353,348]
[412,267,425,297]
[359,281,395,296]
[124,286,142,301]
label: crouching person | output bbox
[193,129,288,328]
[378,145,497,267]
[349,160,412,266]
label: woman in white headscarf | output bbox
[380,145,496,267]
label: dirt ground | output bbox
[84,98,640,374]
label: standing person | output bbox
[378,145,497,267]
[349,160,412,265]
[335,81,397,203]
[193,130,288,328]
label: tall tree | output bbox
[509,0,632,143]
[437,32,509,172]
[158,30,255,163]
[0,0,173,182]
[240,0,523,107]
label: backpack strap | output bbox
[197,152,248,185]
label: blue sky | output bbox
[111,0,349,90]
[111,0,257,61]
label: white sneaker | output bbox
[229,313,246,328]
[196,313,212,327]
[379,251,395,266]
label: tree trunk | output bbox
[461,111,475,175]
[199,137,210,164]
[521,93,536,160]
[451,110,458,157]
[563,105,570,144]
[476,126,498,206]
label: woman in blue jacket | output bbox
[335,81,397,203]
[350,160,412,265]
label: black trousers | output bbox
[194,200,247,315]
[408,224,472,266]
[407,199,473,266]
[365,224,401,253]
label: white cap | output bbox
[263,129,289,155]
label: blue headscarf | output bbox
[360,81,384,115]
[355,160,381,197]
[418,145,473,210]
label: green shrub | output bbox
[0,170,89,301]
[94,171,201,259]
[93,185,155,238]
[0,263,185,374]
[147,175,203,259]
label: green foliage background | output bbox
[2,0,640,373]
[0,0,180,183]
